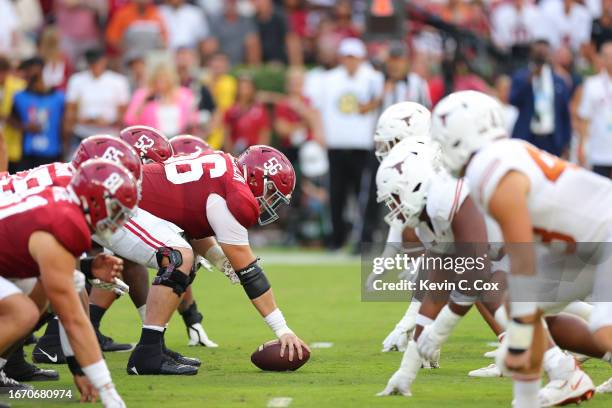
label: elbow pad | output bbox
[236,261,270,299]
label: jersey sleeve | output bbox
[206,193,250,245]
[50,205,92,257]
[465,140,532,211]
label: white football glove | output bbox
[89,278,129,297]
[196,255,213,272]
[187,322,219,347]
[416,326,445,361]
[218,258,240,285]
[382,325,411,352]
[99,384,126,408]
[376,368,414,397]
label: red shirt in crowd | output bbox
[274,97,313,148]
[223,103,270,153]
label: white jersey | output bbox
[466,139,612,244]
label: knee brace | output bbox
[236,261,270,299]
[152,247,195,296]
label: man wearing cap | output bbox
[64,48,130,157]
[308,37,384,251]
[382,41,431,111]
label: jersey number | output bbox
[164,153,227,185]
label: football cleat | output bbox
[0,371,33,394]
[163,346,201,367]
[187,323,219,348]
[4,349,59,382]
[32,335,65,364]
[596,377,612,394]
[468,363,502,378]
[96,329,134,352]
[127,344,198,376]
[538,367,595,407]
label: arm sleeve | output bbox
[206,193,249,245]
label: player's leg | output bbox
[121,260,149,322]
[177,287,218,347]
[88,287,132,352]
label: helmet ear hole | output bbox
[412,182,422,193]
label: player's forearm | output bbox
[251,288,277,317]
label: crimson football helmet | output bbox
[170,135,213,156]
[236,145,295,226]
[119,126,173,163]
[71,159,139,239]
[72,135,142,182]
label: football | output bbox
[250,340,310,371]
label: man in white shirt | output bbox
[539,0,592,52]
[491,0,544,51]
[65,49,130,156]
[577,40,612,176]
[309,37,384,249]
[159,0,209,50]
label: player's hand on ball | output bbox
[382,326,409,352]
[279,333,310,362]
[376,369,413,397]
[91,254,123,282]
[74,374,98,403]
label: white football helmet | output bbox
[374,102,431,162]
[430,91,506,177]
[376,138,439,230]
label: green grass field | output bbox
[3,251,611,407]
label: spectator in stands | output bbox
[14,0,43,59]
[64,48,130,152]
[310,38,383,250]
[381,42,431,110]
[125,62,196,137]
[204,0,261,66]
[491,0,543,63]
[553,45,582,96]
[222,74,270,155]
[205,53,237,149]
[577,41,612,174]
[125,51,147,92]
[39,27,72,91]
[590,0,612,53]
[330,1,360,41]
[0,55,26,173]
[55,0,106,65]
[0,0,19,56]
[510,40,572,157]
[430,0,489,36]
[494,74,519,135]
[9,57,66,169]
[159,0,209,51]
[254,0,302,66]
[106,0,167,58]
[175,47,215,131]
[539,0,592,52]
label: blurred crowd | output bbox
[0,0,611,250]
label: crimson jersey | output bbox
[0,186,91,279]
[0,163,73,195]
[139,151,259,239]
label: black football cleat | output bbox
[4,349,59,382]
[23,334,38,346]
[96,329,134,352]
[127,344,198,376]
[163,346,201,367]
[0,371,33,394]
[32,334,65,365]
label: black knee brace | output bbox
[152,247,195,296]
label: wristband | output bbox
[507,319,535,354]
[82,360,112,390]
[264,308,293,338]
[66,356,84,376]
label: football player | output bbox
[170,135,214,156]
[0,159,138,407]
[125,144,310,375]
[431,90,612,407]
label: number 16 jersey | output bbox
[139,151,260,240]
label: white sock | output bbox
[399,340,422,379]
[415,314,434,328]
[431,305,462,338]
[0,357,6,370]
[494,306,508,329]
[513,378,540,408]
[137,305,147,323]
[562,301,592,321]
[143,324,164,332]
[543,346,575,380]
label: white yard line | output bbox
[267,397,293,408]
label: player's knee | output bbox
[3,295,39,334]
[593,327,612,352]
[153,247,196,297]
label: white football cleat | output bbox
[596,377,612,394]
[484,348,499,358]
[538,368,595,407]
[187,323,219,347]
[421,349,440,369]
[468,363,502,378]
